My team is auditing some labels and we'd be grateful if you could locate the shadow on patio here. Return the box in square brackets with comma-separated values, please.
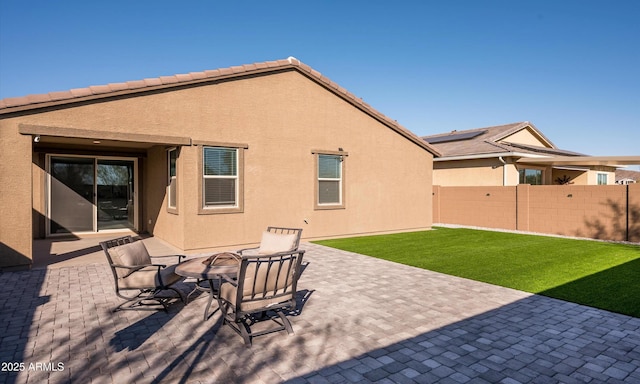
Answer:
[1, 243, 639, 383]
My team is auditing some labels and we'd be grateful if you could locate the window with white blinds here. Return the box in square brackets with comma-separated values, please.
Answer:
[318, 154, 342, 206]
[203, 147, 238, 207]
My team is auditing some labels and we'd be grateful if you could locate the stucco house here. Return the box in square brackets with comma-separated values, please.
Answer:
[423, 121, 638, 187]
[0, 57, 440, 269]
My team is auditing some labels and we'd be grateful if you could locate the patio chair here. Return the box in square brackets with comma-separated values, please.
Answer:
[217, 249, 305, 346]
[237, 227, 303, 256]
[99, 235, 185, 312]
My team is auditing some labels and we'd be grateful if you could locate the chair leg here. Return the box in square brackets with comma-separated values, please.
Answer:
[168, 287, 186, 303]
[239, 320, 252, 346]
[114, 288, 181, 312]
[276, 310, 294, 335]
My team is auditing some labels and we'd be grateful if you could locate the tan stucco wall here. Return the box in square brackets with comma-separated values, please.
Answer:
[0, 117, 33, 267]
[434, 158, 505, 186]
[434, 159, 525, 186]
[167, 71, 434, 250]
[500, 127, 549, 147]
[586, 169, 616, 185]
[551, 168, 588, 185]
[1, 69, 434, 260]
[437, 159, 614, 187]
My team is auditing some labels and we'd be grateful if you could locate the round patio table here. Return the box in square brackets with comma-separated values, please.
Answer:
[175, 255, 239, 320]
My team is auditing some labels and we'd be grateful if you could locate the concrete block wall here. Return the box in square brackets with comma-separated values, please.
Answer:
[434, 184, 639, 242]
[433, 185, 517, 231]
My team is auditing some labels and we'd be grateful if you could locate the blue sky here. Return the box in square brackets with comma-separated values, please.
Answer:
[1, 0, 638, 166]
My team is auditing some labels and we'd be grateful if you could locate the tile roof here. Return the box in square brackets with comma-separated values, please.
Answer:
[422, 121, 582, 158]
[615, 169, 640, 182]
[0, 57, 439, 156]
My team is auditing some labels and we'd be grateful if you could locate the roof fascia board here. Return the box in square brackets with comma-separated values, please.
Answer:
[19, 123, 192, 146]
[518, 155, 640, 166]
[434, 152, 549, 162]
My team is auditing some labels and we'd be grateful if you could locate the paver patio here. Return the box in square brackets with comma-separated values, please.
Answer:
[1, 240, 639, 383]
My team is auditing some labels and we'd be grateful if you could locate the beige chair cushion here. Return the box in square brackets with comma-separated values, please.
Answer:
[220, 283, 294, 312]
[118, 264, 182, 290]
[108, 241, 152, 278]
[257, 231, 298, 254]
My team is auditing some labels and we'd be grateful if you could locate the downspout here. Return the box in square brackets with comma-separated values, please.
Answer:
[498, 156, 507, 186]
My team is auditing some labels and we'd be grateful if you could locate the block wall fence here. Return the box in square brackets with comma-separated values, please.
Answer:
[432, 184, 640, 242]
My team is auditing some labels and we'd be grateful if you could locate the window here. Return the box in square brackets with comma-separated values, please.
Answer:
[203, 147, 238, 208]
[597, 173, 608, 185]
[167, 148, 177, 210]
[196, 142, 246, 215]
[314, 151, 346, 209]
[519, 168, 543, 185]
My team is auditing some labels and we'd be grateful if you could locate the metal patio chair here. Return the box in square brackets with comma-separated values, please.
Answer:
[217, 249, 305, 346]
[99, 235, 185, 312]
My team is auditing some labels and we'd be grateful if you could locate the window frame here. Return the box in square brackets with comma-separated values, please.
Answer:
[597, 173, 608, 185]
[196, 142, 247, 215]
[518, 167, 544, 185]
[313, 150, 347, 210]
[167, 147, 178, 213]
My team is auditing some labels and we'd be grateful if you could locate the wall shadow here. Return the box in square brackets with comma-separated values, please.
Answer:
[0, 257, 48, 384]
[540, 257, 640, 318]
[281, 295, 640, 383]
[4, 245, 639, 383]
[0, 242, 33, 270]
[582, 198, 640, 243]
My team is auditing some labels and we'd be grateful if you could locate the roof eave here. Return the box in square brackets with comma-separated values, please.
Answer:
[434, 152, 549, 162]
[516, 156, 640, 167]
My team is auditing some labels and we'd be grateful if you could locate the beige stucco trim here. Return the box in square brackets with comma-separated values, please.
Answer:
[196, 144, 245, 215]
[19, 123, 192, 146]
[311, 149, 349, 157]
[192, 140, 249, 149]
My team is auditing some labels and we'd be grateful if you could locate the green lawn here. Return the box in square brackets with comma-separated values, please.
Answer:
[313, 227, 640, 318]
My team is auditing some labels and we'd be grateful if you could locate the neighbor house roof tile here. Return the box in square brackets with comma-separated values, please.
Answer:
[423, 121, 581, 158]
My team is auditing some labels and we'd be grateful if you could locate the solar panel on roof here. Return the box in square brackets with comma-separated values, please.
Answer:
[425, 130, 487, 144]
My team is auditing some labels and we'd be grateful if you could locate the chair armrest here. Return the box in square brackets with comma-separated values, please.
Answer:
[236, 247, 259, 255]
[111, 263, 143, 270]
[112, 263, 166, 269]
[111, 263, 164, 279]
[242, 249, 304, 258]
[150, 254, 186, 263]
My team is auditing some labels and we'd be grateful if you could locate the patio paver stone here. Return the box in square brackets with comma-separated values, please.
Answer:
[0, 242, 639, 383]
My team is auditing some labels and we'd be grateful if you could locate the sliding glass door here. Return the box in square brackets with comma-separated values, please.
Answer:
[50, 157, 95, 233]
[48, 156, 137, 235]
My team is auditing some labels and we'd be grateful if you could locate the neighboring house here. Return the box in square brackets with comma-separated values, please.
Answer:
[423, 121, 639, 186]
[0, 57, 440, 269]
[616, 169, 640, 184]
